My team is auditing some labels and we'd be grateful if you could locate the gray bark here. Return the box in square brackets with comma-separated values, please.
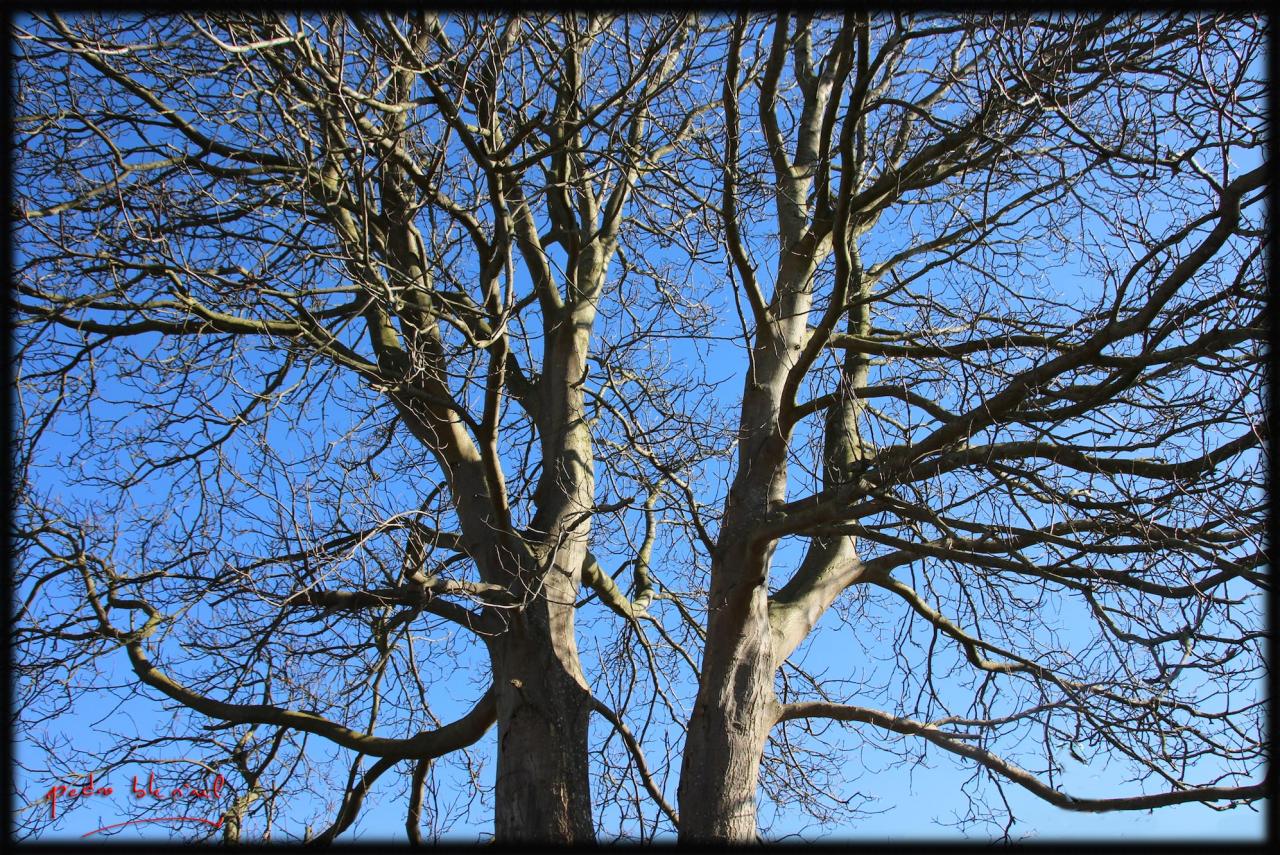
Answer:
[490, 592, 595, 842]
[677, 332, 797, 842]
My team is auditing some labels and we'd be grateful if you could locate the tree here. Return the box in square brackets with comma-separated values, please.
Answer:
[12, 11, 1268, 844]
[674, 13, 1270, 839]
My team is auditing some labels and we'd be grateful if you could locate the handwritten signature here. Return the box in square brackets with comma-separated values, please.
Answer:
[44, 770, 226, 838]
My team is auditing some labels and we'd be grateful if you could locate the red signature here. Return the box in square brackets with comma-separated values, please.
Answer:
[45, 770, 226, 838]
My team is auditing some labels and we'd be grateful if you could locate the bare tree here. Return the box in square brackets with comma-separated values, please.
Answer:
[13, 11, 721, 842]
[12, 10, 1268, 844]
[675, 11, 1269, 841]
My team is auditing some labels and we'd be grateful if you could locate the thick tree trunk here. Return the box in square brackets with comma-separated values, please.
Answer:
[490, 593, 594, 843]
[483, 276, 602, 842]
[678, 325, 800, 842]
[677, 549, 778, 842]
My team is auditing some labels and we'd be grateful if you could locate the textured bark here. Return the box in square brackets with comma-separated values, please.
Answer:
[677, 569, 777, 841]
[487, 283, 602, 843]
[677, 331, 795, 842]
[490, 597, 594, 843]
[486, 444, 597, 844]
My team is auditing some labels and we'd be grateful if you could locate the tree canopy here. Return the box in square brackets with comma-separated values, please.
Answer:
[12, 11, 1268, 843]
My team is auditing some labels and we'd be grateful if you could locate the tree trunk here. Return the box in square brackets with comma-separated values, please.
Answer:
[677, 549, 778, 842]
[675, 330, 796, 843]
[489, 570, 595, 843]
